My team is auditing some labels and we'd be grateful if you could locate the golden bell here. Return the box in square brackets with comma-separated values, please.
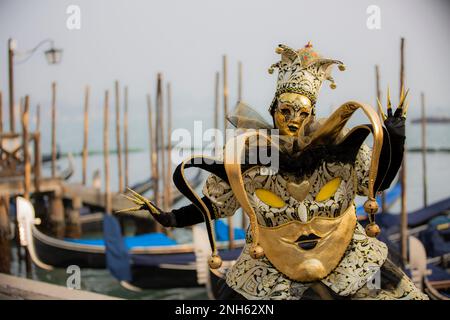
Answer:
[338, 64, 346, 71]
[365, 223, 381, 237]
[330, 83, 337, 89]
[364, 199, 379, 214]
[249, 245, 264, 259]
[208, 255, 223, 269]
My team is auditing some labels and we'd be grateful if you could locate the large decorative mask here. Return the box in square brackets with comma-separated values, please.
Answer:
[258, 205, 356, 282]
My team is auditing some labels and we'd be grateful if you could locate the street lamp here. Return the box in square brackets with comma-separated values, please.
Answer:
[7, 38, 63, 132]
[44, 47, 63, 65]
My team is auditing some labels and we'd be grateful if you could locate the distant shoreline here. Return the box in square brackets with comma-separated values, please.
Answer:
[57, 146, 450, 158]
[411, 117, 450, 124]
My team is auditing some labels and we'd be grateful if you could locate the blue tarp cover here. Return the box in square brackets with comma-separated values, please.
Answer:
[67, 220, 245, 248]
[103, 214, 132, 281]
[214, 219, 246, 241]
[66, 232, 177, 249]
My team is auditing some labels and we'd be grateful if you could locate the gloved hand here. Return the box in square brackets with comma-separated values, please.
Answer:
[375, 86, 409, 191]
[379, 86, 409, 139]
[116, 188, 177, 227]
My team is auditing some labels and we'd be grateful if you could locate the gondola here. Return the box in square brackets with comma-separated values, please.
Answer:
[360, 198, 450, 300]
[16, 197, 246, 289]
[407, 236, 450, 300]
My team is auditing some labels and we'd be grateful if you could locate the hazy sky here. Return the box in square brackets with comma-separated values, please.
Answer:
[0, 0, 449, 153]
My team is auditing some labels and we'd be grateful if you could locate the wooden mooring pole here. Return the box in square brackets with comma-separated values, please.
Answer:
[214, 72, 220, 154]
[0, 195, 11, 274]
[399, 37, 408, 264]
[375, 65, 386, 212]
[115, 81, 124, 193]
[159, 75, 166, 210]
[82, 86, 90, 186]
[36, 104, 40, 132]
[22, 96, 31, 200]
[51, 82, 57, 178]
[147, 94, 158, 200]
[156, 74, 165, 210]
[421, 92, 428, 207]
[49, 192, 65, 238]
[34, 104, 42, 192]
[47, 85, 66, 237]
[138, 93, 159, 235]
[124, 86, 129, 190]
[165, 83, 173, 209]
[65, 196, 82, 239]
[104, 90, 112, 214]
[223, 55, 234, 249]
[22, 95, 32, 274]
[8, 38, 15, 133]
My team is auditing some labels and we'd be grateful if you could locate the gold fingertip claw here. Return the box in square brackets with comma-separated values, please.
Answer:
[121, 193, 144, 205]
[377, 97, 387, 121]
[115, 205, 142, 214]
[126, 187, 159, 214]
[399, 88, 410, 109]
[402, 100, 410, 117]
[127, 187, 148, 203]
[387, 86, 392, 112]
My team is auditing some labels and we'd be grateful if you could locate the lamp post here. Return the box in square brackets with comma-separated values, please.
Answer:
[7, 38, 63, 132]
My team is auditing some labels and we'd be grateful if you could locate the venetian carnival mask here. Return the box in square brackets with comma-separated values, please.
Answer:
[273, 93, 313, 137]
[258, 205, 356, 282]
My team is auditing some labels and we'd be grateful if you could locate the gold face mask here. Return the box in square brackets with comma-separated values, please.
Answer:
[274, 93, 312, 136]
[258, 205, 356, 282]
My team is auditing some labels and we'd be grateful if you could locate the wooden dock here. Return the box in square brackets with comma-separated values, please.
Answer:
[62, 182, 130, 212]
[0, 273, 121, 300]
[0, 176, 63, 195]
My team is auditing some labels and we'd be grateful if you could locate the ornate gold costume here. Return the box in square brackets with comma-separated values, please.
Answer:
[120, 41, 427, 300]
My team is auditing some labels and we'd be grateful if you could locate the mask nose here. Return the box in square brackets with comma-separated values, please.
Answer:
[287, 180, 311, 202]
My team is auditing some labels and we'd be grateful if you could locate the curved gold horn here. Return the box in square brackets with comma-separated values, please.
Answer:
[224, 130, 276, 259]
[310, 101, 384, 237]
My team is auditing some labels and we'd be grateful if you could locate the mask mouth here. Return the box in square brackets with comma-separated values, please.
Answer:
[287, 124, 300, 133]
[295, 233, 321, 250]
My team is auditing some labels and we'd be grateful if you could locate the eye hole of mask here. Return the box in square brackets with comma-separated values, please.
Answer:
[315, 177, 342, 202]
[255, 189, 286, 208]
